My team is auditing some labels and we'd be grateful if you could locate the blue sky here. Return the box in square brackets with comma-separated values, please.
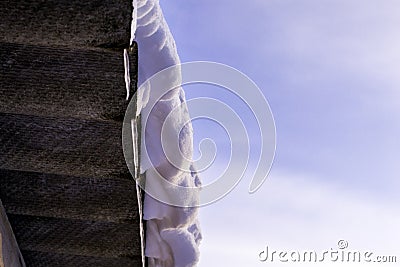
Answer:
[161, 1, 400, 266]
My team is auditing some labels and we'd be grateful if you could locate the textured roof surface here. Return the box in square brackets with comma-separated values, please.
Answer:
[0, 1, 142, 266]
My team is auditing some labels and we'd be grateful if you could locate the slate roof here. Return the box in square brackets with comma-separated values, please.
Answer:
[0, 1, 143, 266]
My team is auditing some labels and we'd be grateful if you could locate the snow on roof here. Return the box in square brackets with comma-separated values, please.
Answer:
[133, 0, 202, 266]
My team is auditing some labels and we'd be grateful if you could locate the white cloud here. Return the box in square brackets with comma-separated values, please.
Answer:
[198, 170, 400, 266]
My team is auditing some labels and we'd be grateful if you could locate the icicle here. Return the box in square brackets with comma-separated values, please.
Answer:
[123, 48, 131, 101]
[124, 1, 138, 101]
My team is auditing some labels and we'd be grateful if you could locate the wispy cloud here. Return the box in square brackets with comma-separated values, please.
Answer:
[199, 170, 400, 266]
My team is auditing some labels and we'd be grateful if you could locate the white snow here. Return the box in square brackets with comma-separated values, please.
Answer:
[132, 0, 202, 266]
[130, 0, 138, 45]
